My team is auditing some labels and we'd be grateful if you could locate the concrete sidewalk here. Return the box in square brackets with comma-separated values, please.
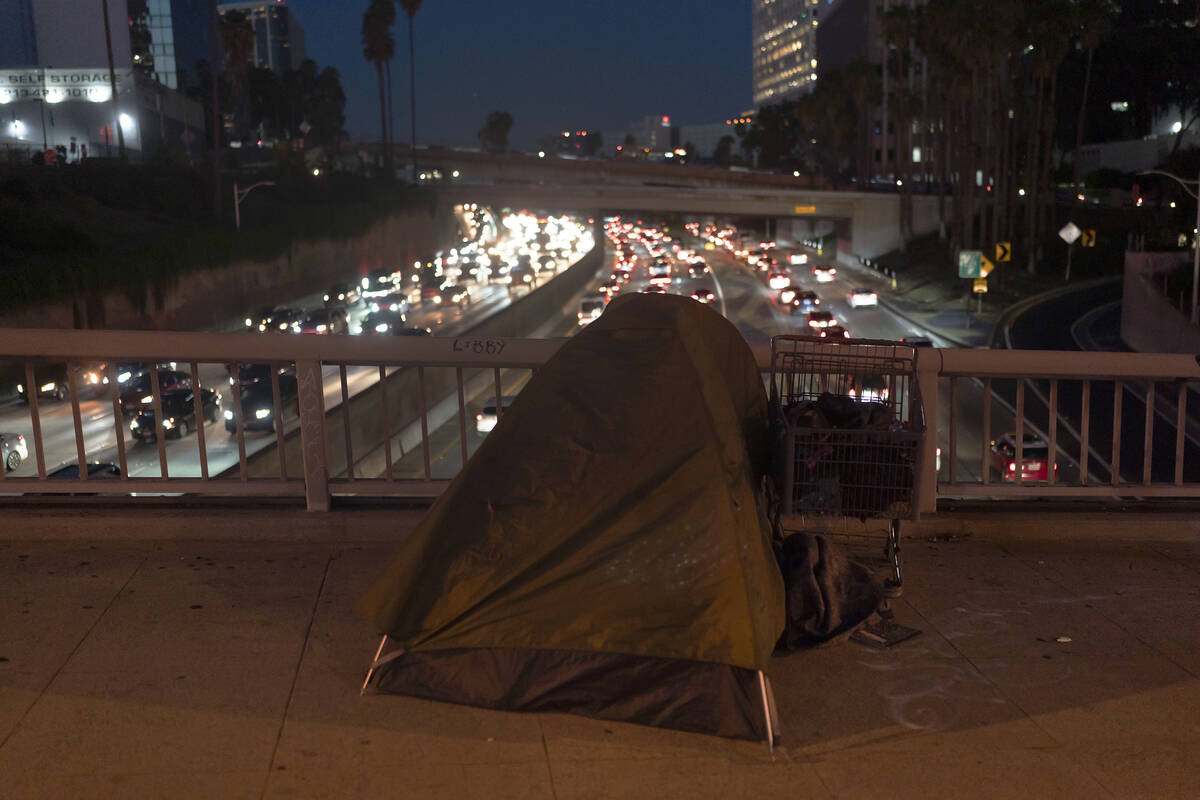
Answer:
[1, 506, 1197, 798]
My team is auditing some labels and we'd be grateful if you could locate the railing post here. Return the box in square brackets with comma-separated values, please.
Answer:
[295, 359, 329, 512]
[914, 350, 940, 516]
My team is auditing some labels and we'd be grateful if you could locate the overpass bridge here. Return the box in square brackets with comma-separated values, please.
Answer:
[382, 146, 944, 258]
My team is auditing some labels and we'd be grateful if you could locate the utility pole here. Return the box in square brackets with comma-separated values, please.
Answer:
[101, 0, 126, 161]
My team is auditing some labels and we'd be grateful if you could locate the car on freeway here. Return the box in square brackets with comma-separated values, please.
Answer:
[804, 310, 837, 329]
[258, 307, 306, 333]
[598, 280, 621, 297]
[848, 288, 879, 308]
[641, 285, 667, 294]
[648, 273, 672, 288]
[848, 374, 889, 403]
[224, 381, 298, 434]
[298, 308, 349, 335]
[363, 310, 410, 335]
[118, 368, 193, 415]
[990, 433, 1054, 481]
[367, 290, 410, 315]
[47, 462, 122, 480]
[323, 282, 359, 307]
[788, 253, 809, 266]
[813, 265, 838, 283]
[16, 364, 71, 402]
[578, 295, 605, 326]
[2, 432, 29, 472]
[438, 285, 470, 307]
[476, 395, 516, 434]
[687, 260, 710, 277]
[230, 363, 297, 391]
[820, 325, 850, 339]
[768, 271, 791, 290]
[418, 285, 443, 305]
[362, 269, 398, 294]
[130, 387, 221, 443]
[690, 288, 715, 304]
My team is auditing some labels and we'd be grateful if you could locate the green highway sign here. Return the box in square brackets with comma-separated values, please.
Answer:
[958, 250, 983, 279]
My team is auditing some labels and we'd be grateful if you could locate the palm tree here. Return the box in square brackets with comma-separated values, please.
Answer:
[362, 0, 395, 176]
[397, 0, 423, 179]
[1071, 0, 1117, 194]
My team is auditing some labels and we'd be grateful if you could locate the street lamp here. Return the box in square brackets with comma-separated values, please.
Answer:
[1140, 169, 1200, 324]
[233, 181, 276, 230]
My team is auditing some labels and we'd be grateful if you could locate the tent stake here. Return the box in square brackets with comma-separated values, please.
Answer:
[361, 635, 389, 695]
[757, 670, 775, 752]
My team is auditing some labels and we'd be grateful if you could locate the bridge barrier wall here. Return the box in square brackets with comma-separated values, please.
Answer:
[231, 230, 605, 482]
[1120, 251, 1200, 353]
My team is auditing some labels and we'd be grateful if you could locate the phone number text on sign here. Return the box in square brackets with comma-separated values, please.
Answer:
[452, 339, 506, 356]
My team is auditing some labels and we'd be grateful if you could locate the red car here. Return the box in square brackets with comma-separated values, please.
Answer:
[990, 433, 1054, 481]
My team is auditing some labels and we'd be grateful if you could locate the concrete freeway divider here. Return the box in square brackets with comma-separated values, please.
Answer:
[226, 227, 604, 486]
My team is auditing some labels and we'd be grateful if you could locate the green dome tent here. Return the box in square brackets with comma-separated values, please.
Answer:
[358, 293, 786, 743]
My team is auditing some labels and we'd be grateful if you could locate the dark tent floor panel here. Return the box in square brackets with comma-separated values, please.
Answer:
[367, 646, 771, 742]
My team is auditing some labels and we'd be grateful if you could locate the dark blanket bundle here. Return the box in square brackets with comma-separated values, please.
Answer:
[774, 531, 882, 650]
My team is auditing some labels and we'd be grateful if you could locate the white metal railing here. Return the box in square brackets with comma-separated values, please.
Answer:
[3, 329, 1200, 512]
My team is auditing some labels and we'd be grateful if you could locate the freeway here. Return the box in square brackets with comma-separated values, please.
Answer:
[0, 210, 594, 485]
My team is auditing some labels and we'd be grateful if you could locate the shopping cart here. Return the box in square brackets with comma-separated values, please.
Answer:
[768, 335, 925, 594]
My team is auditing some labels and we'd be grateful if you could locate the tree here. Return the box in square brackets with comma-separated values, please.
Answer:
[1070, 0, 1118, 192]
[397, 0, 423, 177]
[218, 9, 254, 142]
[478, 111, 513, 153]
[713, 134, 734, 166]
[362, 0, 395, 176]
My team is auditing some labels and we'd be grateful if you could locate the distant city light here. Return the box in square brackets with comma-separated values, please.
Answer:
[538, 151, 545, 158]
[1172, 121, 1183, 134]
[1018, 188, 1026, 196]
[793, 170, 800, 177]
[312, 168, 320, 176]
[1171, 202, 1178, 208]
[452, 170, 460, 177]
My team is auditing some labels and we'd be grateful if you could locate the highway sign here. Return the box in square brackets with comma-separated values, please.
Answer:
[973, 278, 988, 293]
[995, 241, 1011, 262]
[1059, 222, 1082, 244]
[958, 250, 982, 278]
[980, 255, 995, 276]
[1081, 229, 1096, 247]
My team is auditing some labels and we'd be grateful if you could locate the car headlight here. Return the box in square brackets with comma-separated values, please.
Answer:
[245, 318, 253, 327]
[316, 324, 327, 333]
[86, 372, 100, 384]
[162, 418, 174, 429]
[40, 382, 56, 393]
[323, 294, 330, 301]
[117, 371, 132, 384]
[16, 384, 23, 393]
[141, 395, 153, 404]
[223, 409, 233, 421]
[129, 418, 139, 429]
[375, 323, 390, 333]
[253, 407, 273, 420]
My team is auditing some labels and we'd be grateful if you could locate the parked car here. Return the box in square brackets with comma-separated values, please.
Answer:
[476, 395, 516, 433]
[848, 288, 879, 308]
[2, 432, 29, 472]
[298, 308, 348, 335]
[118, 369, 193, 415]
[224, 381, 298, 434]
[130, 388, 221, 443]
[990, 433, 1054, 481]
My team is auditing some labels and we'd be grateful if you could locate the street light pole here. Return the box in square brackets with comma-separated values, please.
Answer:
[1139, 169, 1200, 325]
[233, 180, 276, 230]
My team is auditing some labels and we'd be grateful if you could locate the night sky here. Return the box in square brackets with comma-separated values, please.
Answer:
[289, 0, 752, 149]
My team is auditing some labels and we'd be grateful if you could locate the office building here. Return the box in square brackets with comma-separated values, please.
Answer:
[219, 0, 306, 74]
[752, 0, 822, 106]
[0, 0, 205, 161]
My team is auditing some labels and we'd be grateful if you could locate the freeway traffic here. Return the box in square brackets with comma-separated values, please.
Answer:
[0, 208, 596, 485]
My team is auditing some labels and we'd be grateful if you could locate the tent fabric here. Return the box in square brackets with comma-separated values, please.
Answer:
[358, 293, 786, 739]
